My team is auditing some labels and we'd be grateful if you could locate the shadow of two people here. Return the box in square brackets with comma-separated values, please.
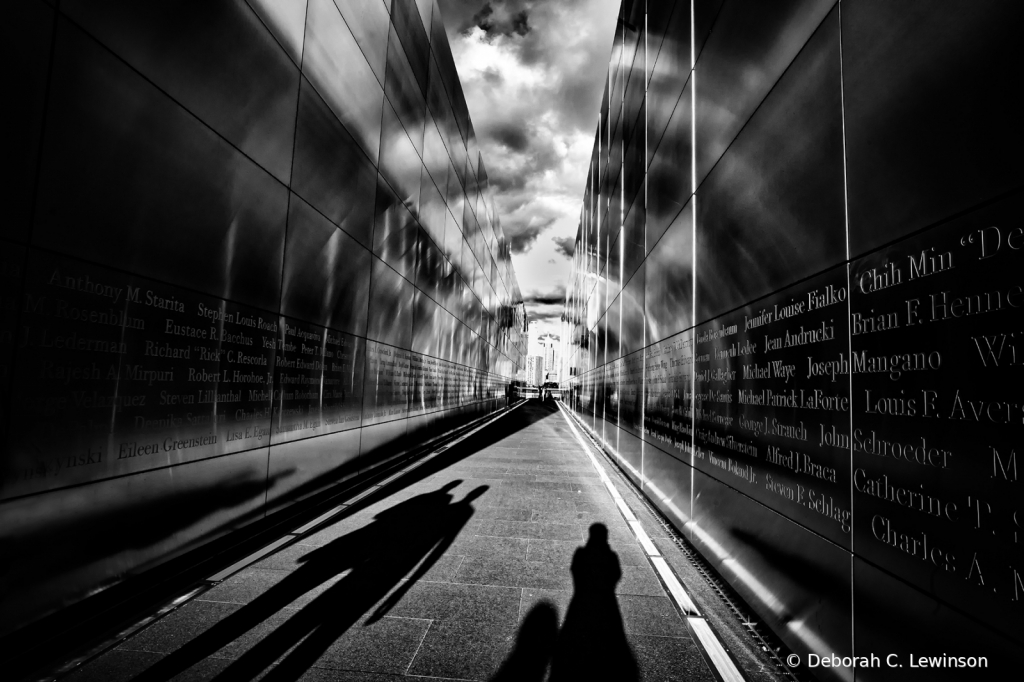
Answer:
[130, 480, 487, 682]
[493, 524, 639, 682]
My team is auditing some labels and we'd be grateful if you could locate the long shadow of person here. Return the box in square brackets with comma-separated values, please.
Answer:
[490, 601, 559, 682]
[548, 524, 638, 682]
[131, 481, 487, 682]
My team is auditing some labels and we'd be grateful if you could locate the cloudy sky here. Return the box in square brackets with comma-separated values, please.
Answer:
[436, 0, 619, 347]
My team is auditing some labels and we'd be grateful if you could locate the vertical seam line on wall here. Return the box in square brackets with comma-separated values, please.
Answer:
[618, 24, 625, 455]
[358, 13, 396, 449]
[689, 0, 697, 541]
[640, 3, 648, 492]
[265, 0, 314, 510]
[836, 0, 856, 659]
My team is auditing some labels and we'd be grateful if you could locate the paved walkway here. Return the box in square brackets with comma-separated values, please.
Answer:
[65, 401, 722, 682]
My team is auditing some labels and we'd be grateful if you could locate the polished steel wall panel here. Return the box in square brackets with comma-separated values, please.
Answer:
[246, 0, 307, 65]
[0, 446, 269, 635]
[842, 0, 1024, 257]
[640, 446, 692, 531]
[695, 8, 845, 322]
[642, 329, 694, 465]
[645, 77, 692, 251]
[607, 295, 621, 363]
[4, 0, 524, 637]
[64, 0, 299, 184]
[271, 317, 330, 445]
[379, 101, 424, 212]
[0, 247, 23, 462]
[332, 0, 390, 85]
[564, 0, 1021, 669]
[281, 196, 372, 336]
[692, 469, 852, 681]
[302, 0, 384, 163]
[618, 348, 645, 440]
[4, 252, 278, 500]
[693, 0, 835, 187]
[361, 340, 410, 427]
[612, 425, 644, 490]
[411, 290, 441, 358]
[414, 232, 445, 304]
[385, 22, 427, 155]
[426, 57, 455, 153]
[2, 1, 54, 245]
[692, 0, 724, 62]
[265, 428, 362, 513]
[421, 117, 451, 201]
[365, 258, 415, 349]
[852, 558, 1024, 682]
[357, 418, 410, 468]
[373, 174, 420, 280]
[645, 0, 681, 87]
[849, 194, 1023, 644]
[618, 268, 645, 365]
[622, 122, 645, 231]
[693, 267, 852, 546]
[292, 79, 377, 249]
[622, 65, 646, 165]
[645, 199, 694, 344]
[35, 20, 289, 311]
[392, 0, 430, 92]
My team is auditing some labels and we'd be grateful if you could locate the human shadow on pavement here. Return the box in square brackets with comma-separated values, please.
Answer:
[492, 524, 639, 682]
[491, 602, 559, 682]
[130, 481, 488, 682]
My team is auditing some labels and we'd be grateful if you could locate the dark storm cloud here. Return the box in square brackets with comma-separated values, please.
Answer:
[553, 235, 575, 259]
[524, 283, 567, 323]
[492, 121, 530, 152]
[472, 3, 531, 37]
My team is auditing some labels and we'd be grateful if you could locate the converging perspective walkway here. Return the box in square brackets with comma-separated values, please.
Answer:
[59, 402, 777, 682]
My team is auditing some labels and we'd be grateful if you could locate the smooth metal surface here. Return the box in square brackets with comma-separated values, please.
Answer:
[2, 0, 525, 639]
[562, 0, 1024, 676]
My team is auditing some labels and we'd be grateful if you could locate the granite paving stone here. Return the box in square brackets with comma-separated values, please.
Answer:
[315, 617, 431, 675]
[383, 582, 521, 625]
[120, 600, 302, 660]
[455, 556, 574, 590]
[473, 519, 584, 541]
[617, 595, 689, 637]
[406, 620, 516, 680]
[448, 534, 530, 557]
[616, 564, 668, 597]
[631, 633, 718, 682]
[68, 402, 721, 682]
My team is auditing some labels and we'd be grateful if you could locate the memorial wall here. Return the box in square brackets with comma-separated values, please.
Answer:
[562, 1, 1022, 679]
[0, 0, 525, 635]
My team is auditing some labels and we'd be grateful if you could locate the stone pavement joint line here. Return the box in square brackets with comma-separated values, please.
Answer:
[62, 401, 721, 682]
[556, 401, 747, 682]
